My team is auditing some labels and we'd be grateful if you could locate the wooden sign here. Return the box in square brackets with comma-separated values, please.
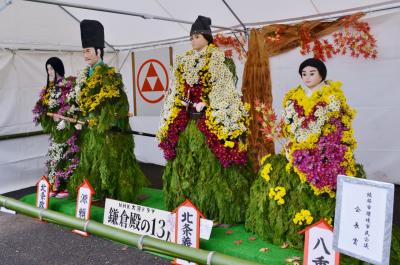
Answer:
[72, 179, 94, 237]
[36, 176, 50, 209]
[300, 219, 340, 265]
[173, 199, 205, 265]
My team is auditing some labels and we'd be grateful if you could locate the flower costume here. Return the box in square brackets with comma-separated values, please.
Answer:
[157, 16, 252, 223]
[33, 57, 79, 194]
[68, 20, 147, 202]
[283, 80, 357, 197]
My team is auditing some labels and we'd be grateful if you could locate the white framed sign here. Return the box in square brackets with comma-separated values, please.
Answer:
[333, 175, 394, 265]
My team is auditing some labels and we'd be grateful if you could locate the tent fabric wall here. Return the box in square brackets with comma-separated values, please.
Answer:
[0, 135, 47, 194]
[1, 6, 399, 193]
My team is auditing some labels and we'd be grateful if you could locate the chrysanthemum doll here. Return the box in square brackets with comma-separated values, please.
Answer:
[157, 15, 253, 224]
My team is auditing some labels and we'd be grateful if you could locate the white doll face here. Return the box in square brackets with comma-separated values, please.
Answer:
[83, 47, 100, 66]
[301, 66, 323, 89]
[47, 64, 55, 81]
[191, 34, 208, 51]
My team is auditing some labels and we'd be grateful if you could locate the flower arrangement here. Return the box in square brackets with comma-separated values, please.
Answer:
[157, 44, 250, 167]
[213, 33, 247, 60]
[283, 81, 357, 197]
[254, 99, 285, 145]
[259, 153, 271, 166]
[32, 84, 51, 125]
[47, 133, 80, 190]
[77, 65, 122, 115]
[260, 163, 273, 182]
[293, 209, 314, 225]
[300, 18, 378, 61]
[33, 75, 81, 191]
[268, 186, 286, 205]
[33, 76, 79, 129]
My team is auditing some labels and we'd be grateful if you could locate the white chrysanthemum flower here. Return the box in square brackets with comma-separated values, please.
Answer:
[157, 46, 249, 141]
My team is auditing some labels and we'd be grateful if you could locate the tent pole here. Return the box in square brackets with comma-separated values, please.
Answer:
[22, 0, 245, 33]
[117, 49, 133, 72]
[221, 0, 247, 36]
[221, 0, 248, 54]
[308, 0, 321, 14]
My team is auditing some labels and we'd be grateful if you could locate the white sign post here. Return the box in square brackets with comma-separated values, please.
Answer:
[333, 175, 394, 265]
[300, 219, 340, 265]
[173, 199, 204, 265]
[36, 175, 50, 210]
[72, 179, 94, 237]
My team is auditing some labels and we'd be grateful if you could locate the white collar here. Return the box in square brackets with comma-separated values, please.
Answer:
[305, 81, 325, 97]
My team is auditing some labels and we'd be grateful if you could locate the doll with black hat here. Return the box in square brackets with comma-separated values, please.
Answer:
[32, 57, 79, 198]
[157, 15, 252, 224]
[67, 20, 147, 202]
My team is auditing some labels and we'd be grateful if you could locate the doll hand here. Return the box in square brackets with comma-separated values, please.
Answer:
[195, 102, 205, 112]
[74, 123, 82, 130]
[284, 141, 292, 161]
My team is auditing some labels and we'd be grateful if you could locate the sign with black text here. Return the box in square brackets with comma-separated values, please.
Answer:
[173, 200, 204, 265]
[333, 175, 394, 265]
[36, 175, 50, 209]
[72, 179, 94, 237]
[300, 219, 339, 265]
[103, 198, 173, 241]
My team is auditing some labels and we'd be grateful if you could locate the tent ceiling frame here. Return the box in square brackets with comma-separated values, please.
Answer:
[22, 0, 246, 33]
[58, 6, 116, 51]
[13, 0, 400, 51]
[309, 0, 321, 14]
[0, 0, 12, 13]
[221, 0, 248, 54]
[0, 47, 118, 53]
[242, 0, 400, 27]
[117, 1, 400, 51]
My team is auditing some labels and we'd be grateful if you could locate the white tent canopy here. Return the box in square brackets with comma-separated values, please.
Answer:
[1, 0, 400, 193]
[1, 0, 399, 50]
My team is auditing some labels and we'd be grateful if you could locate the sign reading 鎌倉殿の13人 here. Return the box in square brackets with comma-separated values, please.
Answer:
[103, 198, 174, 241]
